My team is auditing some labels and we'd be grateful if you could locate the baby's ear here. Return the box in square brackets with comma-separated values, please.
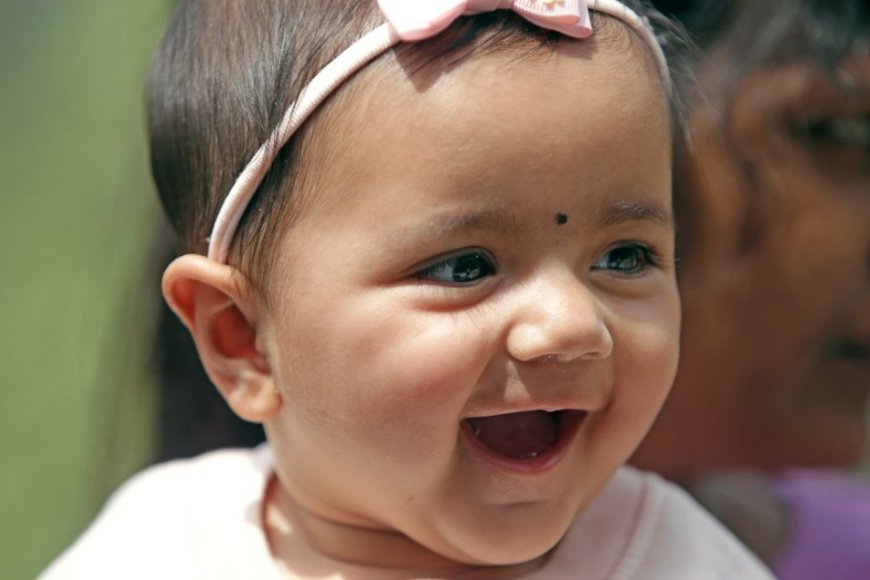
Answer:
[162, 254, 281, 423]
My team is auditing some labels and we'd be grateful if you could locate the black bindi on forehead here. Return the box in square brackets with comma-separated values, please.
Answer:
[555, 212, 569, 226]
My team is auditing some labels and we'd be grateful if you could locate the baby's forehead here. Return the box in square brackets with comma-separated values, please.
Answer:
[313, 22, 666, 153]
[280, 42, 672, 234]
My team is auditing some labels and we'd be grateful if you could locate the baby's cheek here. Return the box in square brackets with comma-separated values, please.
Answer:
[597, 306, 680, 434]
[611, 290, 681, 383]
[621, 329, 679, 427]
[583, 339, 677, 481]
[334, 313, 489, 452]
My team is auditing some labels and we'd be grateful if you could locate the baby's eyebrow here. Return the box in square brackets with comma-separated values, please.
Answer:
[388, 209, 531, 243]
[593, 200, 673, 229]
[427, 209, 530, 236]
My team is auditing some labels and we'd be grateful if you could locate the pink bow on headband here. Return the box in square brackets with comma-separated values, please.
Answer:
[378, 0, 593, 41]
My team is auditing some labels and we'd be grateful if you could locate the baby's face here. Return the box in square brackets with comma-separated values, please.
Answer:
[259, 39, 677, 567]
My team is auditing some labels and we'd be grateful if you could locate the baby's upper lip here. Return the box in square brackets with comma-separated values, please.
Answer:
[465, 368, 611, 419]
[463, 401, 599, 419]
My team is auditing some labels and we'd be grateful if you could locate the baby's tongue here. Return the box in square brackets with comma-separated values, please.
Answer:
[467, 411, 558, 459]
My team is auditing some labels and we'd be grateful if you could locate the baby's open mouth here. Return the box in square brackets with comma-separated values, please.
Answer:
[463, 410, 586, 461]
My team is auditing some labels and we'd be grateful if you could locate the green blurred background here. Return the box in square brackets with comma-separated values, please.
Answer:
[1, 1, 170, 577]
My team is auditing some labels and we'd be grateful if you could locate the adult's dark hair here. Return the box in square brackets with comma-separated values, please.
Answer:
[655, 0, 867, 62]
[652, 0, 869, 260]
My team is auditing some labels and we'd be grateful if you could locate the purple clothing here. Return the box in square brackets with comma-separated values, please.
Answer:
[772, 470, 870, 580]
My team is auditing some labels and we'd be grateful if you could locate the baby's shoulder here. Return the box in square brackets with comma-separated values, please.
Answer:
[69, 445, 270, 536]
[39, 446, 277, 580]
[548, 467, 774, 579]
[106, 444, 272, 509]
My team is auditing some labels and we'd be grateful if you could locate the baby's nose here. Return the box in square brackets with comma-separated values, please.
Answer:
[505, 271, 613, 364]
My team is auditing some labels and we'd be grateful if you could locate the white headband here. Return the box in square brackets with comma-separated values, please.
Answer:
[207, 0, 670, 263]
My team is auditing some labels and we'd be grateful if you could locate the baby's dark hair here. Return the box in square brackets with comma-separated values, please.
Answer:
[147, 0, 692, 293]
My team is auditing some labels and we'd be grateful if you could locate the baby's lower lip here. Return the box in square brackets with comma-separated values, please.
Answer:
[461, 410, 587, 474]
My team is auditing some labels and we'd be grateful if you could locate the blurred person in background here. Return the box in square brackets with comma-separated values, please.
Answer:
[635, 0, 870, 577]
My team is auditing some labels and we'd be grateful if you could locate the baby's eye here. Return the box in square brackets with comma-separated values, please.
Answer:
[414, 250, 497, 285]
[592, 244, 655, 275]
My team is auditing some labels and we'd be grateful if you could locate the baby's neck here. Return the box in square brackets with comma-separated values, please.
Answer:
[263, 475, 549, 579]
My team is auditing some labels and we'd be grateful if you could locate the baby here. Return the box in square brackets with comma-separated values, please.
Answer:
[42, 0, 773, 578]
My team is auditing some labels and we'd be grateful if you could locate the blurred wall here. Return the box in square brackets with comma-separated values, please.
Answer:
[0, 1, 169, 577]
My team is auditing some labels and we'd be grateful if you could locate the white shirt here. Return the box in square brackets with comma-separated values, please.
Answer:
[41, 446, 773, 579]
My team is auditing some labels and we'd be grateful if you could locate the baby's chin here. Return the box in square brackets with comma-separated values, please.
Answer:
[418, 504, 577, 569]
